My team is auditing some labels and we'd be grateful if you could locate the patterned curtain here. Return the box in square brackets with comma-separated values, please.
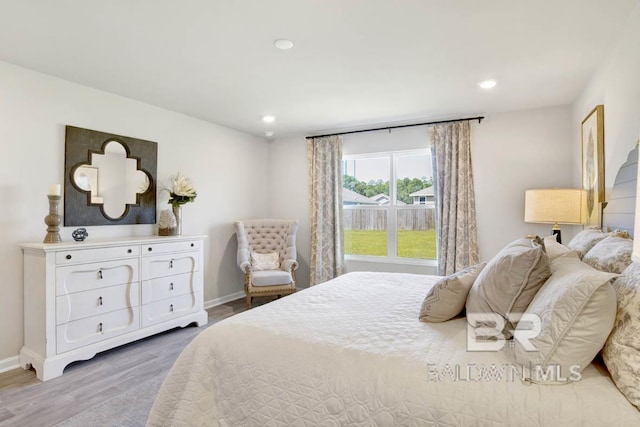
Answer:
[307, 135, 344, 285]
[430, 121, 479, 275]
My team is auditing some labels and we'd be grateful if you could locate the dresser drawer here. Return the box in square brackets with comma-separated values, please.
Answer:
[56, 259, 138, 296]
[141, 292, 202, 328]
[57, 307, 140, 354]
[142, 240, 200, 255]
[141, 273, 195, 305]
[141, 252, 198, 280]
[56, 246, 139, 265]
[57, 283, 140, 325]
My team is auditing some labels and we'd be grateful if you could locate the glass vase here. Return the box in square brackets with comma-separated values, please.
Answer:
[172, 205, 182, 235]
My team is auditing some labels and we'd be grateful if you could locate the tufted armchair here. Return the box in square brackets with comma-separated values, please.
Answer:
[234, 219, 299, 308]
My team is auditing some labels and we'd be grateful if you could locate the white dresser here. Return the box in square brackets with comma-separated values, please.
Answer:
[20, 235, 208, 381]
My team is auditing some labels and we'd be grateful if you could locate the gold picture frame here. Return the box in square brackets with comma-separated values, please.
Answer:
[581, 105, 604, 227]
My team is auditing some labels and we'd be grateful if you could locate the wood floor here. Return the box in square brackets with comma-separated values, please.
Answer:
[0, 297, 263, 427]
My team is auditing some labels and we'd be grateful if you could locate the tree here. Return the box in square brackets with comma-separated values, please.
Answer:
[344, 174, 433, 204]
[343, 174, 359, 191]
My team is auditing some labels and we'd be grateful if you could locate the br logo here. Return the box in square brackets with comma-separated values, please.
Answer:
[466, 313, 541, 352]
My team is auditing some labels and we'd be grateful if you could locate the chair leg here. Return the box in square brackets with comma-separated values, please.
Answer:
[246, 296, 252, 309]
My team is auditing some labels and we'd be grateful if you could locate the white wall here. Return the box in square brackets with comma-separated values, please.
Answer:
[267, 136, 312, 287]
[571, 6, 640, 201]
[0, 61, 269, 362]
[474, 105, 576, 260]
[268, 105, 575, 285]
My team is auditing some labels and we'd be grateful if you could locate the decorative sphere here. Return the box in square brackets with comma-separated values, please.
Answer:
[72, 228, 89, 242]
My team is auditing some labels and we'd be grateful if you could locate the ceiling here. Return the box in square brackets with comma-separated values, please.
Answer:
[0, 0, 638, 138]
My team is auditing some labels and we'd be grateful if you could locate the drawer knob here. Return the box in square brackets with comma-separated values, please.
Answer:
[98, 296, 103, 306]
[127, 249, 132, 254]
[169, 283, 174, 291]
[170, 304, 174, 312]
[169, 259, 174, 269]
[98, 270, 103, 279]
[98, 322, 103, 333]
[148, 247, 153, 252]
[66, 254, 72, 260]
[190, 243, 194, 247]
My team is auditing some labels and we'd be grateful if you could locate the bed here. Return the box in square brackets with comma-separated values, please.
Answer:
[148, 146, 640, 426]
[147, 271, 640, 426]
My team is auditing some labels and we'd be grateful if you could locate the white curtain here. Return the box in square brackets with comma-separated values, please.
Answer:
[307, 135, 344, 285]
[430, 121, 479, 275]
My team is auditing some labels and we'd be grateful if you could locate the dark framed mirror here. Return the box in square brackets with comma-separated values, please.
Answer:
[64, 126, 157, 226]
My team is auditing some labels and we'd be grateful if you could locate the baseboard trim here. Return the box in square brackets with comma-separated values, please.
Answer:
[0, 355, 20, 374]
[204, 291, 245, 310]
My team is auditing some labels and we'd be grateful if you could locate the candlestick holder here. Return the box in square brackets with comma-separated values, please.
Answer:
[44, 195, 62, 243]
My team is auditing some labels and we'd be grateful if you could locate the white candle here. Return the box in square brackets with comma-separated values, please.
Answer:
[48, 184, 61, 196]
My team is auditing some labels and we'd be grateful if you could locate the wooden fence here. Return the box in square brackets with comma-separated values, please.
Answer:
[344, 208, 436, 231]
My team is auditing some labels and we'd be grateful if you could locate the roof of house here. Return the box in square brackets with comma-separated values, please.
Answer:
[371, 193, 389, 202]
[343, 188, 378, 205]
[409, 187, 435, 197]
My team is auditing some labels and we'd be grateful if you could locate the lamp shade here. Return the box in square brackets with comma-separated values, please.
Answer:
[524, 189, 586, 224]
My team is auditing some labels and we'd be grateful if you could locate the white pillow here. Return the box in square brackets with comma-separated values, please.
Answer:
[582, 235, 633, 274]
[602, 262, 640, 409]
[566, 228, 607, 259]
[543, 235, 572, 260]
[250, 252, 280, 271]
[514, 252, 618, 384]
[419, 263, 486, 323]
[466, 237, 550, 335]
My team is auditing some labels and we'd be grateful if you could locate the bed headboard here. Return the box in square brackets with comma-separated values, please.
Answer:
[602, 144, 638, 237]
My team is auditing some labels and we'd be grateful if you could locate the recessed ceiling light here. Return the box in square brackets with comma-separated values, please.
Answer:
[262, 115, 276, 123]
[478, 79, 497, 89]
[274, 39, 294, 50]
[265, 131, 274, 138]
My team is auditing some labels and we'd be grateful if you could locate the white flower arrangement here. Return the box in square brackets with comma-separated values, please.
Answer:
[163, 172, 197, 207]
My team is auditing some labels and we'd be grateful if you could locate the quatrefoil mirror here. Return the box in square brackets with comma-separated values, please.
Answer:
[64, 126, 157, 226]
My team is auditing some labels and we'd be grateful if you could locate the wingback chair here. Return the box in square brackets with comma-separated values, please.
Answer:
[234, 219, 299, 309]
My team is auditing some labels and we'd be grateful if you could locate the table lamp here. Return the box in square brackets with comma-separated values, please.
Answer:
[524, 188, 586, 244]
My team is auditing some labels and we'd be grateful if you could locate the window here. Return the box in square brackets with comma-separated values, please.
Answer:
[343, 149, 436, 261]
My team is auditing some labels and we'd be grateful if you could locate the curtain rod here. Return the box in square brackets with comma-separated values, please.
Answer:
[305, 116, 484, 139]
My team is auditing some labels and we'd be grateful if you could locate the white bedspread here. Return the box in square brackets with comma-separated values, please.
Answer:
[147, 272, 640, 426]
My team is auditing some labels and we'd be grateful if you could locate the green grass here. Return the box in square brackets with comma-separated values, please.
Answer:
[344, 229, 437, 259]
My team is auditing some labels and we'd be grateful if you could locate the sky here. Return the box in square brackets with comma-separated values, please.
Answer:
[344, 153, 432, 183]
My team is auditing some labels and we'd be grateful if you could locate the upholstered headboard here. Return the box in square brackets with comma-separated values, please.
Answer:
[602, 144, 638, 237]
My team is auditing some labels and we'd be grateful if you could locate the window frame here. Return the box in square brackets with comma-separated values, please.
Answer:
[343, 148, 437, 266]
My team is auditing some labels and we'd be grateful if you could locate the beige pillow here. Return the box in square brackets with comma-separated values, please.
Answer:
[250, 252, 279, 271]
[419, 263, 486, 323]
[609, 229, 631, 239]
[543, 235, 572, 260]
[602, 262, 640, 409]
[514, 252, 617, 384]
[567, 228, 607, 259]
[466, 237, 551, 333]
[582, 235, 633, 274]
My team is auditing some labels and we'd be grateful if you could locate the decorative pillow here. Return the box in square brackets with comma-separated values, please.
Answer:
[514, 252, 617, 384]
[466, 236, 551, 333]
[602, 262, 640, 409]
[582, 235, 633, 274]
[609, 229, 631, 239]
[250, 252, 280, 271]
[419, 263, 486, 323]
[543, 235, 572, 260]
[567, 228, 607, 259]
